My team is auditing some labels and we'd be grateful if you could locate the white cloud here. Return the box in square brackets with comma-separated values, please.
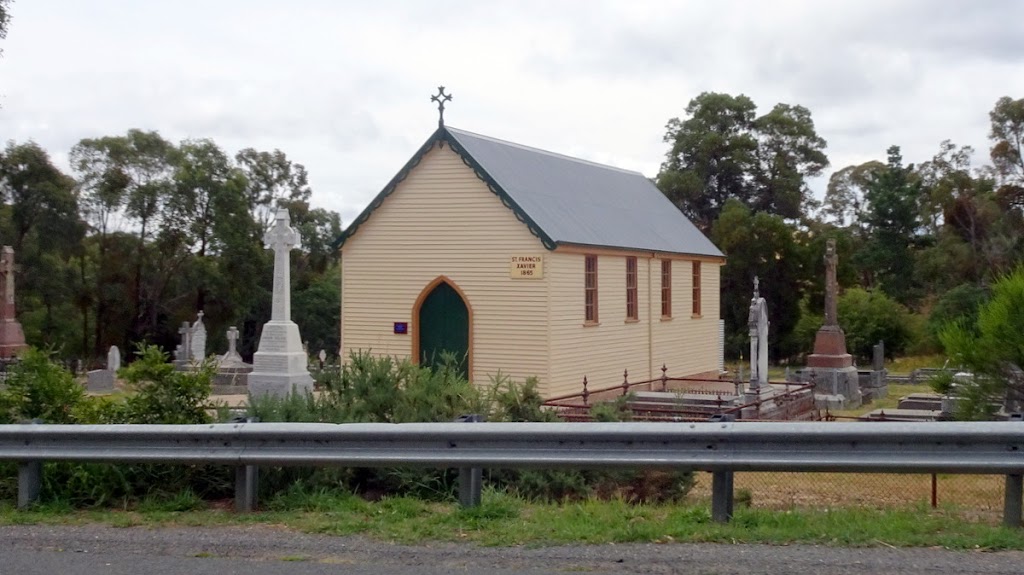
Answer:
[2, 0, 1023, 227]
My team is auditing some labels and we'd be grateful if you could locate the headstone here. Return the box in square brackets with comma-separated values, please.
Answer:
[318, 349, 326, 369]
[0, 246, 28, 358]
[190, 311, 207, 361]
[222, 326, 244, 364]
[87, 369, 115, 392]
[247, 208, 314, 397]
[172, 321, 190, 370]
[747, 276, 769, 391]
[107, 345, 121, 373]
[215, 325, 253, 391]
[872, 341, 885, 372]
[804, 239, 861, 409]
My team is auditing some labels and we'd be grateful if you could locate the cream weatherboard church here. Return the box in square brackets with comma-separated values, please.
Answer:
[336, 113, 725, 398]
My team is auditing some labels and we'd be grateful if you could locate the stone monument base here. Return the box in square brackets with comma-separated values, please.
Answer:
[0, 319, 27, 359]
[793, 366, 862, 410]
[858, 369, 889, 402]
[213, 366, 252, 394]
[740, 385, 778, 419]
[247, 321, 313, 398]
[248, 371, 313, 397]
[807, 325, 853, 369]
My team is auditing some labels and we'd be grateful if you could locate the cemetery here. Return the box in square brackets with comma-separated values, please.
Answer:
[0, 89, 1021, 532]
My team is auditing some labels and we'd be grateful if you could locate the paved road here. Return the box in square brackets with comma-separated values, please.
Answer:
[1, 524, 1023, 575]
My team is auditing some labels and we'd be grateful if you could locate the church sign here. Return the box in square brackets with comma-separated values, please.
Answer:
[509, 255, 544, 279]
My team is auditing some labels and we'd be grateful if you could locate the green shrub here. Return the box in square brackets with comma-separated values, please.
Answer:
[939, 265, 1024, 419]
[120, 344, 213, 424]
[486, 374, 555, 422]
[0, 348, 85, 424]
[793, 289, 913, 362]
[929, 283, 989, 338]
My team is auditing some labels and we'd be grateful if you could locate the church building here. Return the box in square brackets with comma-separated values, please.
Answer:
[336, 107, 725, 398]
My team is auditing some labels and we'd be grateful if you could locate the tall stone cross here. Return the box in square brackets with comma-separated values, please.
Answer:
[824, 239, 838, 327]
[264, 208, 301, 322]
[0, 246, 16, 319]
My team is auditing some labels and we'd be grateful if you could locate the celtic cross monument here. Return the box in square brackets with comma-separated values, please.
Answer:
[247, 208, 313, 397]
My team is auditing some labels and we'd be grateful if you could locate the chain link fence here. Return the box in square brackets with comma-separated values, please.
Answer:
[688, 472, 1006, 521]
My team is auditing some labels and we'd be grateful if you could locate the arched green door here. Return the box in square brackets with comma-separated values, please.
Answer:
[417, 281, 469, 379]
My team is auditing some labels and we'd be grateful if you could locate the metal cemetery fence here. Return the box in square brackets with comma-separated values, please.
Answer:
[542, 369, 819, 421]
[2, 420, 1024, 526]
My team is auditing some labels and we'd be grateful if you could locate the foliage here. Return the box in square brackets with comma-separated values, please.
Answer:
[821, 161, 884, 227]
[927, 283, 989, 339]
[989, 96, 1024, 206]
[938, 265, 1024, 419]
[291, 266, 340, 357]
[0, 0, 9, 58]
[0, 348, 84, 424]
[712, 200, 812, 359]
[657, 92, 828, 231]
[119, 344, 213, 424]
[856, 146, 926, 307]
[794, 288, 912, 362]
[486, 373, 554, 422]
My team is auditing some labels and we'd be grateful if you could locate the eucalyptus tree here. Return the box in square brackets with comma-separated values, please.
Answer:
[0, 141, 86, 351]
[235, 148, 312, 239]
[657, 92, 829, 231]
[989, 96, 1024, 210]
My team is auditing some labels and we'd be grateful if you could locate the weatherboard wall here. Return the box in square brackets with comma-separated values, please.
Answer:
[650, 259, 723, 380]
[546, 252, 723, 397]
[340, 143, 551, 386]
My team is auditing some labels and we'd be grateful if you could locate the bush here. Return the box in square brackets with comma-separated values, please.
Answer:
[120, 344, 213, 424]
[793, 289, 913, 362]
[0, 348, 85, 424]
[928, 283, 989, 338]
[938, 266, 1024, 419]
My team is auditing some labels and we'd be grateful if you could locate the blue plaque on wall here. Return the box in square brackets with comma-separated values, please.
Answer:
[393, 322, 408, 334]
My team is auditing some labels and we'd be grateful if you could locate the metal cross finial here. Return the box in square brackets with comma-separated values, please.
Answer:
[430, 86, 453, 127]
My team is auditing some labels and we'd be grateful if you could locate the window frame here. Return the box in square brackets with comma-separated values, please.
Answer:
[584, 255, 598, 324]
[625, 256, 638, 321]
[661, 259, 672, 318]
[691, 260, 702, 317]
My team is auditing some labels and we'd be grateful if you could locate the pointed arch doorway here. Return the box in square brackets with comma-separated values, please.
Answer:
[412, 276, 471, 380]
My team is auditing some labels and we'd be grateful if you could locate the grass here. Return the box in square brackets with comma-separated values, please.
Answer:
[1, 487, 1023, 550]
[828, 383, 923, 418]
[888, 354, 949, 373]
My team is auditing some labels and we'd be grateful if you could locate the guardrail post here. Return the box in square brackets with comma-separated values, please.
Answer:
[455, 414, 483, 507]
[1004, 474, 1023, 528]
[712, 470, 734, 523]
[708, 414, 735, 523]
[235, 465, 259, 512]
[233, 416, 259, 512]
[17, 419, 43, 510]
[1004, 413, 1024, 527]
[17, 461, 41, 510]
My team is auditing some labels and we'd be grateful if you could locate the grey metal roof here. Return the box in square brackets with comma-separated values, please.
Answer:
[446, 127, 723, 258]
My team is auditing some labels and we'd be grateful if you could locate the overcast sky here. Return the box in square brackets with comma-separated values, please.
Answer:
[2, 0, 1023, 226]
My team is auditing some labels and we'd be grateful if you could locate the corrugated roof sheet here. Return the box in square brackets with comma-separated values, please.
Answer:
[446, 127, 723, 258]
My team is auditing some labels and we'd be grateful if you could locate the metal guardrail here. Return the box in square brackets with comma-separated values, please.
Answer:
[2, 420, 1023, 526]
